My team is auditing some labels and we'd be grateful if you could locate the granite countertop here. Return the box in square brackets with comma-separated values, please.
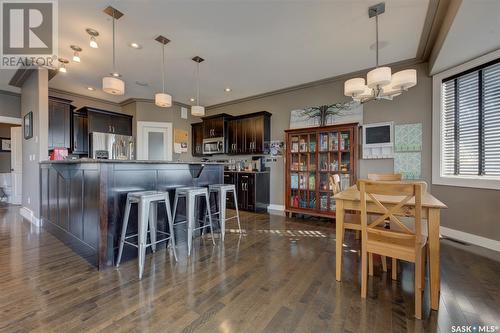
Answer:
[40, 159, 225, 165]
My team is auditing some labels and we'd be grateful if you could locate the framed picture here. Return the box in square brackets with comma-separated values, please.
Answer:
[0, 138, 11, 152]
[24, 112, 33, 140]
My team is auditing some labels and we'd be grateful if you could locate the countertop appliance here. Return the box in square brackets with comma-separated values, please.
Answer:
[90, 132, 135, 160]
[202, 137, 225, 155]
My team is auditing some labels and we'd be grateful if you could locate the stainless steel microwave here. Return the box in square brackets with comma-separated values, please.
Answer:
[202, 137, 225, 155]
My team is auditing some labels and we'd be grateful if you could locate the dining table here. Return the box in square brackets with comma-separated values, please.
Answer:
[334, 184, 447, 311]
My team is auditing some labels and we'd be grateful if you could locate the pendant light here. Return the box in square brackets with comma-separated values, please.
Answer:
[344, 2, 416, 103]
[86, 28, 99, 49]
[102, 6, 125, 96]
[70, 45, 82, 63]
[154, 35, 172, 108]
[191, 56, 205, 117]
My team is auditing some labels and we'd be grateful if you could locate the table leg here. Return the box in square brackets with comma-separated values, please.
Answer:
[336, 200, 344, 282]
[428, 208, 441, 310]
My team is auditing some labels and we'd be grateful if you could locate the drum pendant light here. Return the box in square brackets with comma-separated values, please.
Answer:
[154, 35, 172, 108]
[102, 6, 125, 96]
[191, 56, 205, 117]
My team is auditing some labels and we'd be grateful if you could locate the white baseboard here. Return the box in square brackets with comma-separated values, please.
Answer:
[20, 206, 41, 227]
[440, 226, 500, 253]
[267, 204, 285, 215]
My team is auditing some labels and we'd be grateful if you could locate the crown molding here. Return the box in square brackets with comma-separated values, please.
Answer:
[120, 97, 190, 108]
[48, 88, 122, 107]
[207, 58, 424, 110]
[0, 89, 20, 98]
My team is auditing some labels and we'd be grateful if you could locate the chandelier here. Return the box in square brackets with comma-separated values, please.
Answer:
[344, 2, 417, 103]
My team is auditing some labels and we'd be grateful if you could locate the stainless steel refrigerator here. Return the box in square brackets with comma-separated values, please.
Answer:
[89, 132, 135, 160]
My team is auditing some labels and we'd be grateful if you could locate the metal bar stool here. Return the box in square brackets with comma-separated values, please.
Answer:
[209, 184, 241, 241]
[116, 190, 177, 279]
[172, 187, 215, 256]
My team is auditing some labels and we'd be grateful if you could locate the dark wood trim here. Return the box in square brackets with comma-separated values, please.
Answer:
[49, 95, 73, 104]
[230, 111, 272, 120]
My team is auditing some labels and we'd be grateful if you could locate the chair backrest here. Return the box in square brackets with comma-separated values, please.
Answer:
[358, 180, 423, 246]
[367, 173, 402, 181]
[329, 174, 341, 195]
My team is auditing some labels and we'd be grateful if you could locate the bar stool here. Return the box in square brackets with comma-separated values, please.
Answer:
[172, 187, 215, 256]
[116, 190, 177, 279]
[209, 184, 241, 241]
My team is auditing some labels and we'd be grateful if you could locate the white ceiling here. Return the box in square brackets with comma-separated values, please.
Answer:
[431, 1, 500, 75]
[0, 0, 430, 106]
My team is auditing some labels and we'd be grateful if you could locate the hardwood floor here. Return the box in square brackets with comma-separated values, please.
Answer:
[1, 206, 499, 332]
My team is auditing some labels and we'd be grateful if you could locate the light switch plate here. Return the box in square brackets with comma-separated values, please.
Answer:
[181, 107, 188, 119]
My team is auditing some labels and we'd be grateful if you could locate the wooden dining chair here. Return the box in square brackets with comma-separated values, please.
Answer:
[330, 174, 393, 274]
[359, 180, 427, 319]
[366, 173, 402, 276]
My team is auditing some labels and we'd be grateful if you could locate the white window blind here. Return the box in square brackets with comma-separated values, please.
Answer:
[441, 61, 500, 177]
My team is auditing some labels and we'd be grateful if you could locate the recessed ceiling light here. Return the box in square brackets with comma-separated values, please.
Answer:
[129, 42, 141, 49]
[87, 86, 95, 91]
[225, 88, 231, 92]
[111, 72, 121, 77]
[190, 98, 195, 102]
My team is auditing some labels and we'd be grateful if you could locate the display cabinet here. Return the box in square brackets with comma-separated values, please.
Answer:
[285, 123, 359, 218]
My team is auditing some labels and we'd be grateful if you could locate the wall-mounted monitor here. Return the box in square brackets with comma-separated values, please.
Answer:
[362, 122, 394, 159]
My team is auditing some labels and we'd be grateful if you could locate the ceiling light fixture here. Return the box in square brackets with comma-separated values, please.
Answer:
[344, 2, 416, 103]
[86, 28, 99, 49]
[87, 86, 96, 91]
[190, 98, 195, 102]
[58, 58, 69, 73]
[191, 56, 205, 117]
[129, 42, 141, 49]
[70, 45, 82, 63]
[154, 35, 172, 108]
[102, 6, 125, 96]
[225, 88, 231, 92]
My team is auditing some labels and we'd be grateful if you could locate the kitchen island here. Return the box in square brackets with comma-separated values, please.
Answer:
[39, 160, 223, 269]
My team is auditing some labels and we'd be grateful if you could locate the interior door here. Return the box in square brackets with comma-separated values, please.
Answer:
[137, 121, 172, 161]
[10, 127, 22, 204]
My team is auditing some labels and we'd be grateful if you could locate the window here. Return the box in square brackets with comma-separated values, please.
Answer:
[440, 59, 500, 180]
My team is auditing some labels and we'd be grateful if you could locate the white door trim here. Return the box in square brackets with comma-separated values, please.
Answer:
[136, 121, 173, 161]
[0, 116, 22, 125]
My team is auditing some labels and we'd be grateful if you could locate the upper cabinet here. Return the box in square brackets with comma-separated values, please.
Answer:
[227, 112, 271, 155]
[48, 96, 73, 150]
[191, 122, 204, 157]
[81, 107, 133, 136]
[203, 114, 232, 138]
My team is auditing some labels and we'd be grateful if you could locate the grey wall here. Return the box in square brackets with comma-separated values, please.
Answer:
[207, 61, 499, 242]
[0, 91, 21, 118]
[21, 69, 48, 217]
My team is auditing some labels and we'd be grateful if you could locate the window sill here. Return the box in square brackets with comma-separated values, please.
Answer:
[432, 175, 500, 190]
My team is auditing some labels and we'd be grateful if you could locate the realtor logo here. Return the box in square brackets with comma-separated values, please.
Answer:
[1, 0, 58, 68]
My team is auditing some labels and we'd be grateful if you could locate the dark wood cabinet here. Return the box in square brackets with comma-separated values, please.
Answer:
[223, 171, 269, 212]
[227, 112, 271, 155]
[191, 123, 204, 157]
[202, 114, 231, 138]
[83, 107, 133, 136]
[72, 111, 88, 155]
[48, 97, 73, 150]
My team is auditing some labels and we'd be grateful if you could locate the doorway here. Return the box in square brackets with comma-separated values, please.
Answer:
[136, 121, 173, 161]
[0, 117, 22, 205]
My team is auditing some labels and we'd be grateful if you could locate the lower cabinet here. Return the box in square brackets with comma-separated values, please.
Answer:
[223, 171, 270, 212]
